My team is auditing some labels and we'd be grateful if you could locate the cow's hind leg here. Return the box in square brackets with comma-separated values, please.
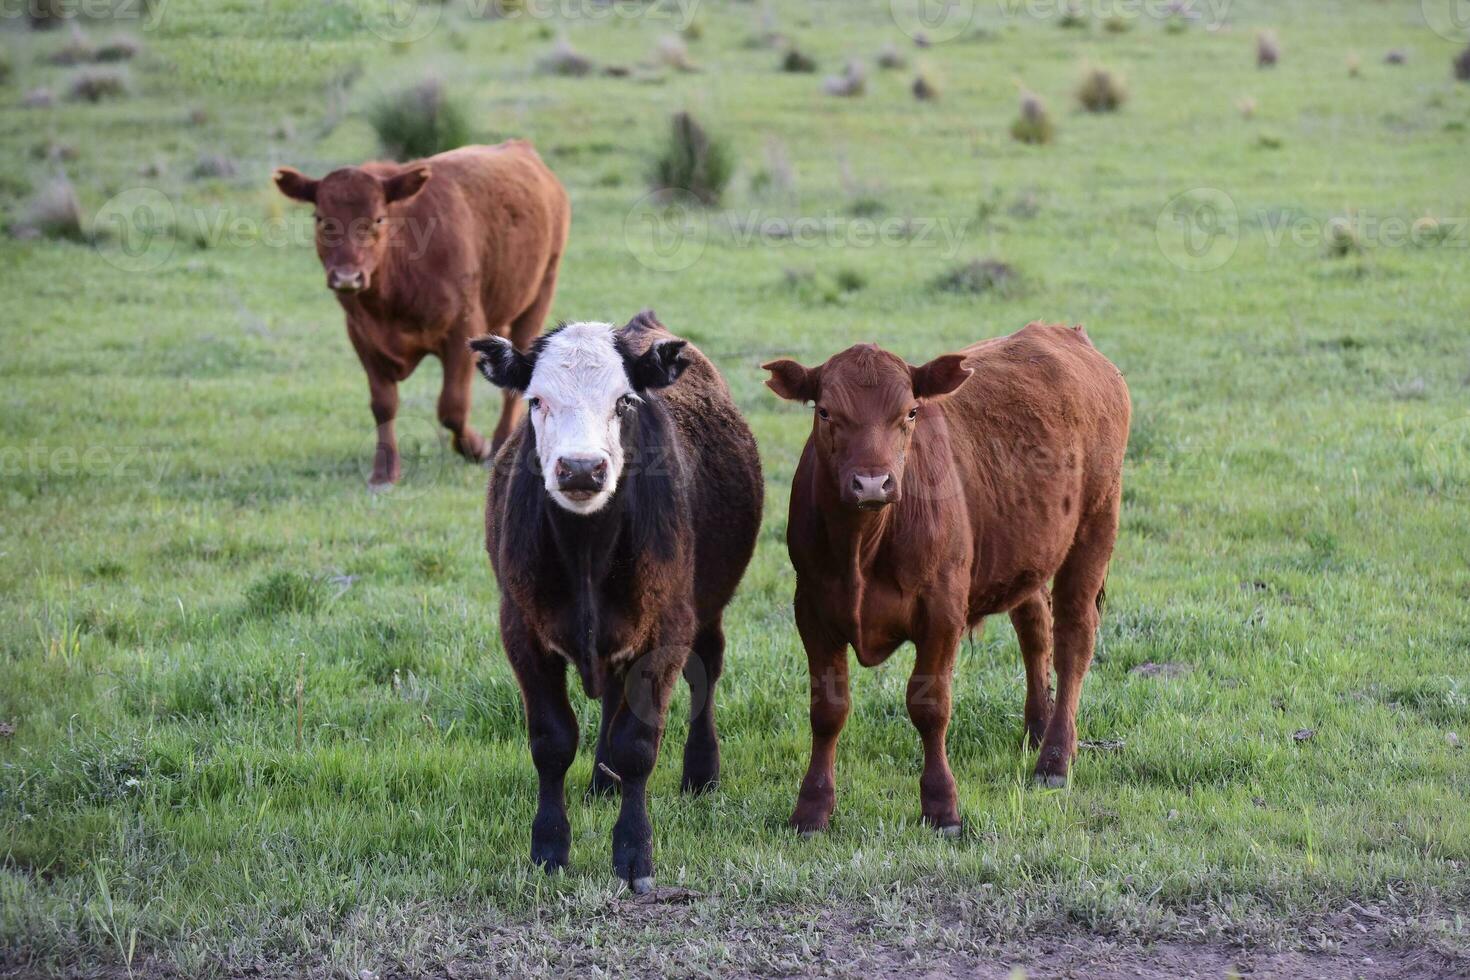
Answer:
[680, 619, 724, 795]
[1035, 501, 1119, 787]
[1009, 590, 1054, 749]
[909, 620, 964, 833]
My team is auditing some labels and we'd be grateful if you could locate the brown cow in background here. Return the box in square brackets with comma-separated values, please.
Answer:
[764, 322, 1129, 833]
[274, 141, 569, 488]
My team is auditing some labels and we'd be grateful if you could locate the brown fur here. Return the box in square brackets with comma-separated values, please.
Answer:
[484, 313, 763, 887]
[764, 322, 1130, 831]
[274, 141, 570, 486]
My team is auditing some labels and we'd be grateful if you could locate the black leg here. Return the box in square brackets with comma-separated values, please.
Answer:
[607, 653, 678, 892]
[508, 618, 578, 873]
[681, 621, 724, 794]
[587, 686, 622, 799]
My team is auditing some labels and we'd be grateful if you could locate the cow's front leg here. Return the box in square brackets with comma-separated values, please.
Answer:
[366, 372, 400, 488]
[507, 620, 578, 872]
[790, 594, 850, 833]
[909, 618, 964, 833]
[438, 338, 490, 462]
[608, 648, 680, 892]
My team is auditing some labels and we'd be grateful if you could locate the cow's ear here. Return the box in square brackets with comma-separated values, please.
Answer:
[273, 167, 318, 204]
[630, 339, 689, 391]
[469, 336, 534, 391]
[910, 353, 972, 400]
[762, 359, 819, 404]
[382, 166, 431, 204]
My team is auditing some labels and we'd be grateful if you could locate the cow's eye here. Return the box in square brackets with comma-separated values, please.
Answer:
[374, 216, 387, 226]
[907, 407, 919, 422]
[527, 397, 542, 410]
[817, 407, 830, 421]
[617, 395, 636, 414]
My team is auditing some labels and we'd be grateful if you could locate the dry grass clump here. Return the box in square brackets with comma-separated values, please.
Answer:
[823, 60, 866, 97]
[650, 111, 733, 206]
[654, 34, 696, 72]
[912, 72, 938, 101]
[13, 176, 86, 242]
[66, 68, 130, 102]
[22, 87, 54, 108]
[368, 78, 470, 160]
[537, 39, 594, 77]
[1237, 96, 1257, 119]
[1104, 15, 1131, 34]
[876, 42, 907, 70]
[1076, 64, 1126, 113]
[192, 153, 237, 180]
[49, 24, 92, 65]
[94, 34, 141, 62]
[1323, 218, 1362, 258]
[1257, 30, 1280, 68]
[1011, 89, 1054, 144]
[932, 259, 1017, 296]
[1347, 53, 1361, 78]
[1384, 49, 1407, 66]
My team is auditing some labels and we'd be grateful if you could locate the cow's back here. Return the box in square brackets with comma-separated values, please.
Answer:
[366, 141, 570, 325]
[940, 322, 1130, 614]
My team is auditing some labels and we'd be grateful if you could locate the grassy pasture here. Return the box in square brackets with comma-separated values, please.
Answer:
[2, 0, 1470, 975]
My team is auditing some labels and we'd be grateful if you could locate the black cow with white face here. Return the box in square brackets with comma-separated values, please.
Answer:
[472, 311, 763, 892]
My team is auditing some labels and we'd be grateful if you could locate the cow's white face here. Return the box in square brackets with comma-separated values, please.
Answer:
[471, 318, 691, 516]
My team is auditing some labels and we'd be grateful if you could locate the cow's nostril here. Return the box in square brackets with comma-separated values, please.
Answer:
[882, 475, 895, 493]
[851, 476, 864, 494]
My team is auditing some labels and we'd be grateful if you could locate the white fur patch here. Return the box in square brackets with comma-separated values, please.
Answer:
[525, 322, 635, 515]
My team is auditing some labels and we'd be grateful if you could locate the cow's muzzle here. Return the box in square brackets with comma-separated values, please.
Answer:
[845, 470, 897, 510]
[555, 455, 609, 500]
[327, 268, 368, 293]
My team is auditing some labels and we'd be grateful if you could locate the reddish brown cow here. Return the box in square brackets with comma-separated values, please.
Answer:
[274, 141, 570, 487]
[764, 322, 1129, 832]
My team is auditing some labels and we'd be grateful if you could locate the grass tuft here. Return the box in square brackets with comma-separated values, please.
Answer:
[780, 46, 816, 73]
[367, 78, 470, 161]
[932, 258, 1017, 295]
[65, 67, 129, 102]
[1077, 63, 1127, 112]
[1258, 30, 1280, 68]
[649, 111, 733, 206]
[823, 59, 867, 97]
[1011, 89, 1054, 143]
[1455, 44, 1470, 82]
[244, 570, 328, 618]
[12, 175, 85, 241]
[537, 38, 594, 77]
[876, 42, 907, 70]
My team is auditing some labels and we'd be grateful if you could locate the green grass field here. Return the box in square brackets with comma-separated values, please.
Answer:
[3, 1, 1470, 975]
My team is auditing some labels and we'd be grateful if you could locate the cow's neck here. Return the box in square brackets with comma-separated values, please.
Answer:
[542, 486, 631, 697]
